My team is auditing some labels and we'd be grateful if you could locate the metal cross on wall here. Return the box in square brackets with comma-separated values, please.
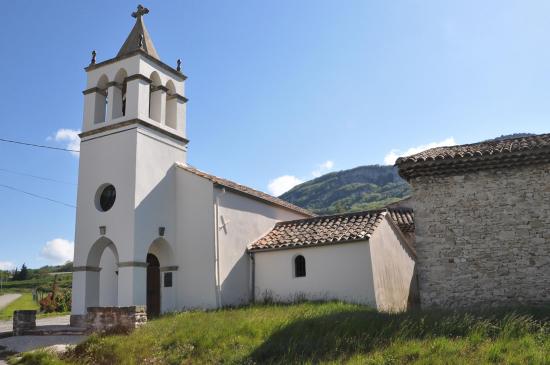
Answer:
[132, 4, 149, 18]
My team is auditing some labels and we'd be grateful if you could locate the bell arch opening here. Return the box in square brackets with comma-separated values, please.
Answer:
[165, 80, 177, 129]
[94, 75, 109, 124]
[149, 72, 163, 122]
[112, 69, 128, 119]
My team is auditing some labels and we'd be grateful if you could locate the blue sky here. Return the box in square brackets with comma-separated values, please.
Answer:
[1, 0, 550, 269]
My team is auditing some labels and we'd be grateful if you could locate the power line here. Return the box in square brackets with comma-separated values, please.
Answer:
[0, 168, 76, 186]
[0, 137, 80, 153]
[0, 183, 76, 208]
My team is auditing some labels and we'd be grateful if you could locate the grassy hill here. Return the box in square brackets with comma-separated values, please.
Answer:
[1, 262, 72, 293]
[280, 165, 411, 215]
[12, 302, 550, 364]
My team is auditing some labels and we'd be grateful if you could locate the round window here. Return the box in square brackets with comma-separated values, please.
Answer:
[97, 184, 116, 212]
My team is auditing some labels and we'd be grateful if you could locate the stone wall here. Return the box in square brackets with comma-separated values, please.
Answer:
[86, 306, 147, 333]
[411, 163, 550, 307]
[13, 310, 36, 336]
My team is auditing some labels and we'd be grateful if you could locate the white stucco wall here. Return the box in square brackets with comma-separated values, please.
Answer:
[73, 128, 138, 315]
[74, 128, 138, 268]
[253, 242, 377, 306]
[215, 188, 308, 306]
[369, 216, 416, 312]
[175, 168, 218, 309]
[134, 128, 184, 261]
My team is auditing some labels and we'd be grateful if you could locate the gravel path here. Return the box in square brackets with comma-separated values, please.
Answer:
[0, 315, 70, 334]
[0, 294, 21, 311]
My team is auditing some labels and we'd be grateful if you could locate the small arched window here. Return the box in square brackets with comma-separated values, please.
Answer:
[294, 255, 306, 278]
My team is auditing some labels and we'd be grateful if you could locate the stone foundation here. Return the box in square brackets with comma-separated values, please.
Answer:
[86, 306, 147, 333]
[13, 310, 36, 336]
[70, 314, 87, 328]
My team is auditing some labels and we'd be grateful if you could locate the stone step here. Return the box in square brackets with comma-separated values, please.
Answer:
[22, 325, 87, 336]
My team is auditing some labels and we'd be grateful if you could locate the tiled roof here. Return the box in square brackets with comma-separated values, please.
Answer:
[396, 133, 550, 179]
[388, 208, 414, 233]
[249, 208, 414, 252]
[175, 163, 314, 217]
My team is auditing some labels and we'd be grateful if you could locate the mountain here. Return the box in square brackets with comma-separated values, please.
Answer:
[280, 165, 411, 215]
[280, 134, 536, 215]
[487, 133, 535, 142]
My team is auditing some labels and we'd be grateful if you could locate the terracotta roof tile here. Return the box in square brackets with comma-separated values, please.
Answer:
[388, 208, 415, 233]
[396, 133, 550, 179]
[175, 163, 314, 217]
[249, 208, 414, 252]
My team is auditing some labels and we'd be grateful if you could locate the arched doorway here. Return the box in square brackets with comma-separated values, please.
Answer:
[146, 253, 161, 318]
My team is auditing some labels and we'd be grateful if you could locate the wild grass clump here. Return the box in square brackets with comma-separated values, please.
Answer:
[9, 301, 550, 365]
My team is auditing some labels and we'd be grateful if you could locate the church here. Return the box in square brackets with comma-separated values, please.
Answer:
[70, 6, 417, 326]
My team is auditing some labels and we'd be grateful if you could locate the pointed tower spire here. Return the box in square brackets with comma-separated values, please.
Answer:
[117, 5, 160, 59]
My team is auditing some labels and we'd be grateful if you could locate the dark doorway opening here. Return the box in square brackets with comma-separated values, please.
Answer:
[146, 253, 161, 318]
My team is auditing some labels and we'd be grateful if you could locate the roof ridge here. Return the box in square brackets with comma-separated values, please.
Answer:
[248, 208, 415, 252]
[175, 162, 314, 217]
[395, 132, 550, 179]
[397, 133, 550, 160]
[272, 208, 389, 227]
[396, 132, 550, 165]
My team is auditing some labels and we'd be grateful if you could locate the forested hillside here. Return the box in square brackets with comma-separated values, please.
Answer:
[280, 165, 411, 215]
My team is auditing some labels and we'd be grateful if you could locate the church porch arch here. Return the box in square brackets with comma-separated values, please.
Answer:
[73, 237, 119, 315]
[145, 238, 177, 316]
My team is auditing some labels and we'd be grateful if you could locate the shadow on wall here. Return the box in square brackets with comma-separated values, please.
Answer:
[220, 253, 250, 306]
[247, 303, 550, 364]
[408, 268, 420, 308]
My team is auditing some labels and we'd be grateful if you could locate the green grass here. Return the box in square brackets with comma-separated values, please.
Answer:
[0, 292, 69, 321]
[10, 302, 550, 364]
[0, 293, 39, 320]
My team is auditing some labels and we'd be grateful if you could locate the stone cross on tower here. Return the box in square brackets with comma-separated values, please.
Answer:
[132, 4, 149, 18]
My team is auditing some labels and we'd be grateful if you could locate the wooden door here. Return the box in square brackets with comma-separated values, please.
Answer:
[146, 253, 161, 318]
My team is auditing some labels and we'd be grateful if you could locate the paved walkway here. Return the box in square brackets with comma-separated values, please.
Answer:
[0, 334, 86, 354]
[0, 316, 79, 363]
[0, 294, 21, 311]
[0, 315, 70, 334]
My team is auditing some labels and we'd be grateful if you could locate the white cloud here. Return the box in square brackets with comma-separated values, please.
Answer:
[268, 175, 304, 196]
[312, 160, 335, 178]
[383, 137, 457, 165]
[50, 128, 81, 157]
[0, 261, 15, 271]
[267, 160, 336, 196]
[40, 238, 74, 265]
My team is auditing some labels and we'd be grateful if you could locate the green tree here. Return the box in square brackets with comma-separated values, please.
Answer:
[19, 263, 29, 280]
[12, 267, 19, 281]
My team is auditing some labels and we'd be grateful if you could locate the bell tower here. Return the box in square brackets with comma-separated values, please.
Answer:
[71, 5, 188, 325]
[81, 4, 188, 137]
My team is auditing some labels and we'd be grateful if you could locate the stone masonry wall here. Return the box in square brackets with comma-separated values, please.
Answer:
[411, 163, 550, 307]
[13, 310, 36, 336]
[87, 306, 147, 333]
